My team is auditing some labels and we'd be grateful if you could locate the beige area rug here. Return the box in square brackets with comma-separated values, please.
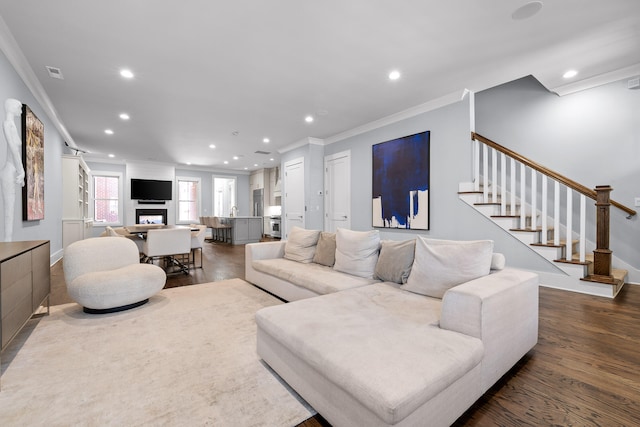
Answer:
[0, 279, 315, 426]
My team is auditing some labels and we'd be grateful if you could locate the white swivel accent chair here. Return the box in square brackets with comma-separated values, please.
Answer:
[142, 228, 192, 275]
[64, 237, 166, 314]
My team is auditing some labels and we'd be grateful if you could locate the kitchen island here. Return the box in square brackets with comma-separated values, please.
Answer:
[219, 216, 263, 245]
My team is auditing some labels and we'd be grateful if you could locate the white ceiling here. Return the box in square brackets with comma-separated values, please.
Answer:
[0, 1, 638, 172]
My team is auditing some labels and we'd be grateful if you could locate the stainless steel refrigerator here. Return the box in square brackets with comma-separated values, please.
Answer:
[253, 189, 264, 217]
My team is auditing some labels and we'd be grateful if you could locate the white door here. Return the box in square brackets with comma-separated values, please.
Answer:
[324, 151, 351, 232]
[284, 158, 305, 239]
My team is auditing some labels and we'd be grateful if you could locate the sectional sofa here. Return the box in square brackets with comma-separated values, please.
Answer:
[245, 227, 539, 427]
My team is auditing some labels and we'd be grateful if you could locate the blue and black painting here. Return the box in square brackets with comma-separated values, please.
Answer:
[372, 131, 430, 228]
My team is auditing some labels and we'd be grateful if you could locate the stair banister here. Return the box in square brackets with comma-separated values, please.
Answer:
[471, 132, 637, 218]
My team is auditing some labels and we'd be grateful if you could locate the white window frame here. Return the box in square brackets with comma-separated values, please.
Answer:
[212, 175, 237, 217]
[91, 171, 124, 227]
[175, 176, 201, 225]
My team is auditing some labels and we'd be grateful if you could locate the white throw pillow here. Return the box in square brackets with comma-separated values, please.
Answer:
[404, 236, 494, 298]
[333, 228, 380, 279]
[283, 226, 321, 263]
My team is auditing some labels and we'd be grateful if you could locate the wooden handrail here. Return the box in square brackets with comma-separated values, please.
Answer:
[471, 132, 637, 218]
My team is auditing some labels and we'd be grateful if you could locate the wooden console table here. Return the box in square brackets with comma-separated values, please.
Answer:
[0, 240, 50, 353]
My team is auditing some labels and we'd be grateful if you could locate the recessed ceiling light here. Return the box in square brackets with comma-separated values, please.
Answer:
[270, 158, 274, 161]
[254, 163, 258, 167]
[209, 144, 216, 149]
[108, 154, 115, 158]
[511, 1, 543, 20]
[224, 161, 229, 164]
[186, 162, 191, 165]
[233, 156, 239, 160]
[119, 113, 130, 120]
[104, 129, 114, 135]
[263, 138, 270, 143]
[305, 115, 314, 123]
[563, 70, 578, 79]
[120, 69, 134, 79]
[389, 70, 401, 80]
[244, 167, 248, 170]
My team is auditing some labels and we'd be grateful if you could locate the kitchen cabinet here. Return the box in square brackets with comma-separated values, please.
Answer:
[219, 217, 263, 245]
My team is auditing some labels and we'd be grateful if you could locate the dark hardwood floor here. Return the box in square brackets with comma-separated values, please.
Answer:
[50, 241, 640, 426]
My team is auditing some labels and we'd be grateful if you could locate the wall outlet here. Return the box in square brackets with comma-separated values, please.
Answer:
[635, 197, 640, 207]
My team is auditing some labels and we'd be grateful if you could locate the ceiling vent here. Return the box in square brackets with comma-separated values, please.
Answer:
[628, 77, 640, 90]
[45, 66, 64, 80]
[255, 150, 271, 155]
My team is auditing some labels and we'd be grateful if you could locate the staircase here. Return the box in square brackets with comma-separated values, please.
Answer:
[458, 133, 636, 298]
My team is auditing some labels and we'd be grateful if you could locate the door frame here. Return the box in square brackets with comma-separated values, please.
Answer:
[324, 150, 351, 232]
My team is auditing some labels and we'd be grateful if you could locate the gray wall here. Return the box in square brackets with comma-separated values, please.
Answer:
[0, 50, 65, 260]
[475, 76, 640, 270]
[321, 95, 558, 273]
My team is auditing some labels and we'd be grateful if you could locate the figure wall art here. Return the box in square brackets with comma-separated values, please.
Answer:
[22, 104, 44, 221]
[372, 130, 430, 230]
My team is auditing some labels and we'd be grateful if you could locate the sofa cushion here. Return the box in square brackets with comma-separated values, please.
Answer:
[252, 258, 378, 295]
[256, 283, 483, 424]
[312, 232, 336, 267]
[404, 237, 493, 298]
[333, 228, 380, 279]
[283, 227, 321, 263]
[374, 239, 415, 284]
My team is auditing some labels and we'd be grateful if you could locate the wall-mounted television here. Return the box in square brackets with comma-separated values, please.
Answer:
[130, 179, 173, 201]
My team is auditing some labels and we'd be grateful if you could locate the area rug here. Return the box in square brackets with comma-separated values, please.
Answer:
[0, 279, 315, 426]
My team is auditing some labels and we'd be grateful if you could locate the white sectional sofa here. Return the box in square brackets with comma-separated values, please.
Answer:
[245, 228, 539, 426]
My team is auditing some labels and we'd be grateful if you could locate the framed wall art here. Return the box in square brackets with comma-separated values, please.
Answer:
[22, 104, 45, 221]
[372, 130, 430, 230]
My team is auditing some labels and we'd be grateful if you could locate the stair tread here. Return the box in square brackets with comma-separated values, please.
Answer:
[581, 269, 627, 286]
[531, 239, 576, 247]
[554, 257, 592, 266]
[512, 227, 555, 233]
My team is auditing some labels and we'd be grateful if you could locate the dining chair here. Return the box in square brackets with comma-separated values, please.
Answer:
[190, 224, 207, 268]
[142, 228, 192, 275]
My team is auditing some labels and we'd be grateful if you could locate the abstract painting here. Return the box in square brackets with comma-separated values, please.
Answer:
[22, 104, 44, 221]
[372, 131, 429, 230]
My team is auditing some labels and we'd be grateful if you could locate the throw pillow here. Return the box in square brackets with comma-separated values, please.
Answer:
[312, 232, 336, 266]
[374, 239, 416, 284]
[333, 228, 380, 279]
[404, 236, 493, 298]
[284, 226, 321, 263]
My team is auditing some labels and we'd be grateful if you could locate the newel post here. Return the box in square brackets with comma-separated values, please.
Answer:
[593, 185, 612, 278]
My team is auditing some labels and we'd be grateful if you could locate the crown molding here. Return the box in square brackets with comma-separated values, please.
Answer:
[0, 15, 77, 148]
[547, 63, 640, 96]
[323, 88, 470, 145]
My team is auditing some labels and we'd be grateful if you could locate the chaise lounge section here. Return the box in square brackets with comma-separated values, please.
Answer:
[246, 228, 539, 426]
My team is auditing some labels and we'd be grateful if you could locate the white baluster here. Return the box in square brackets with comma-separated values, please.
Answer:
[541, 175, 548, 244]
[566, 188, 573, 261]
[473, 139, 480, 192]
[500, 153, 506, 215]
[520, 164, 526, 229]
[530, 169, 537, 231]
[579, 194, 586, 263]
[492, 149, 498, 203]
[554, 181, 560, 246]
[482, 144, 488, 202]
[510, 158, 516, 216]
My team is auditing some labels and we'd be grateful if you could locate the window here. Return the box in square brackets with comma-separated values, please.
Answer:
[213, 176, 236, 217]
[93, 173, 123, 225]
[176, 177, 200, 223]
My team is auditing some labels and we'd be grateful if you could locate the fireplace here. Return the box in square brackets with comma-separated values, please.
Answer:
[136, 209, 167, 225]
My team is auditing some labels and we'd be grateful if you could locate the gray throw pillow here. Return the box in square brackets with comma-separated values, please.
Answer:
[374, 239, 415, 284]
[283, 226, 321, 263]
[333, 228, 380, 279]
[312, 232, 336, 266]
